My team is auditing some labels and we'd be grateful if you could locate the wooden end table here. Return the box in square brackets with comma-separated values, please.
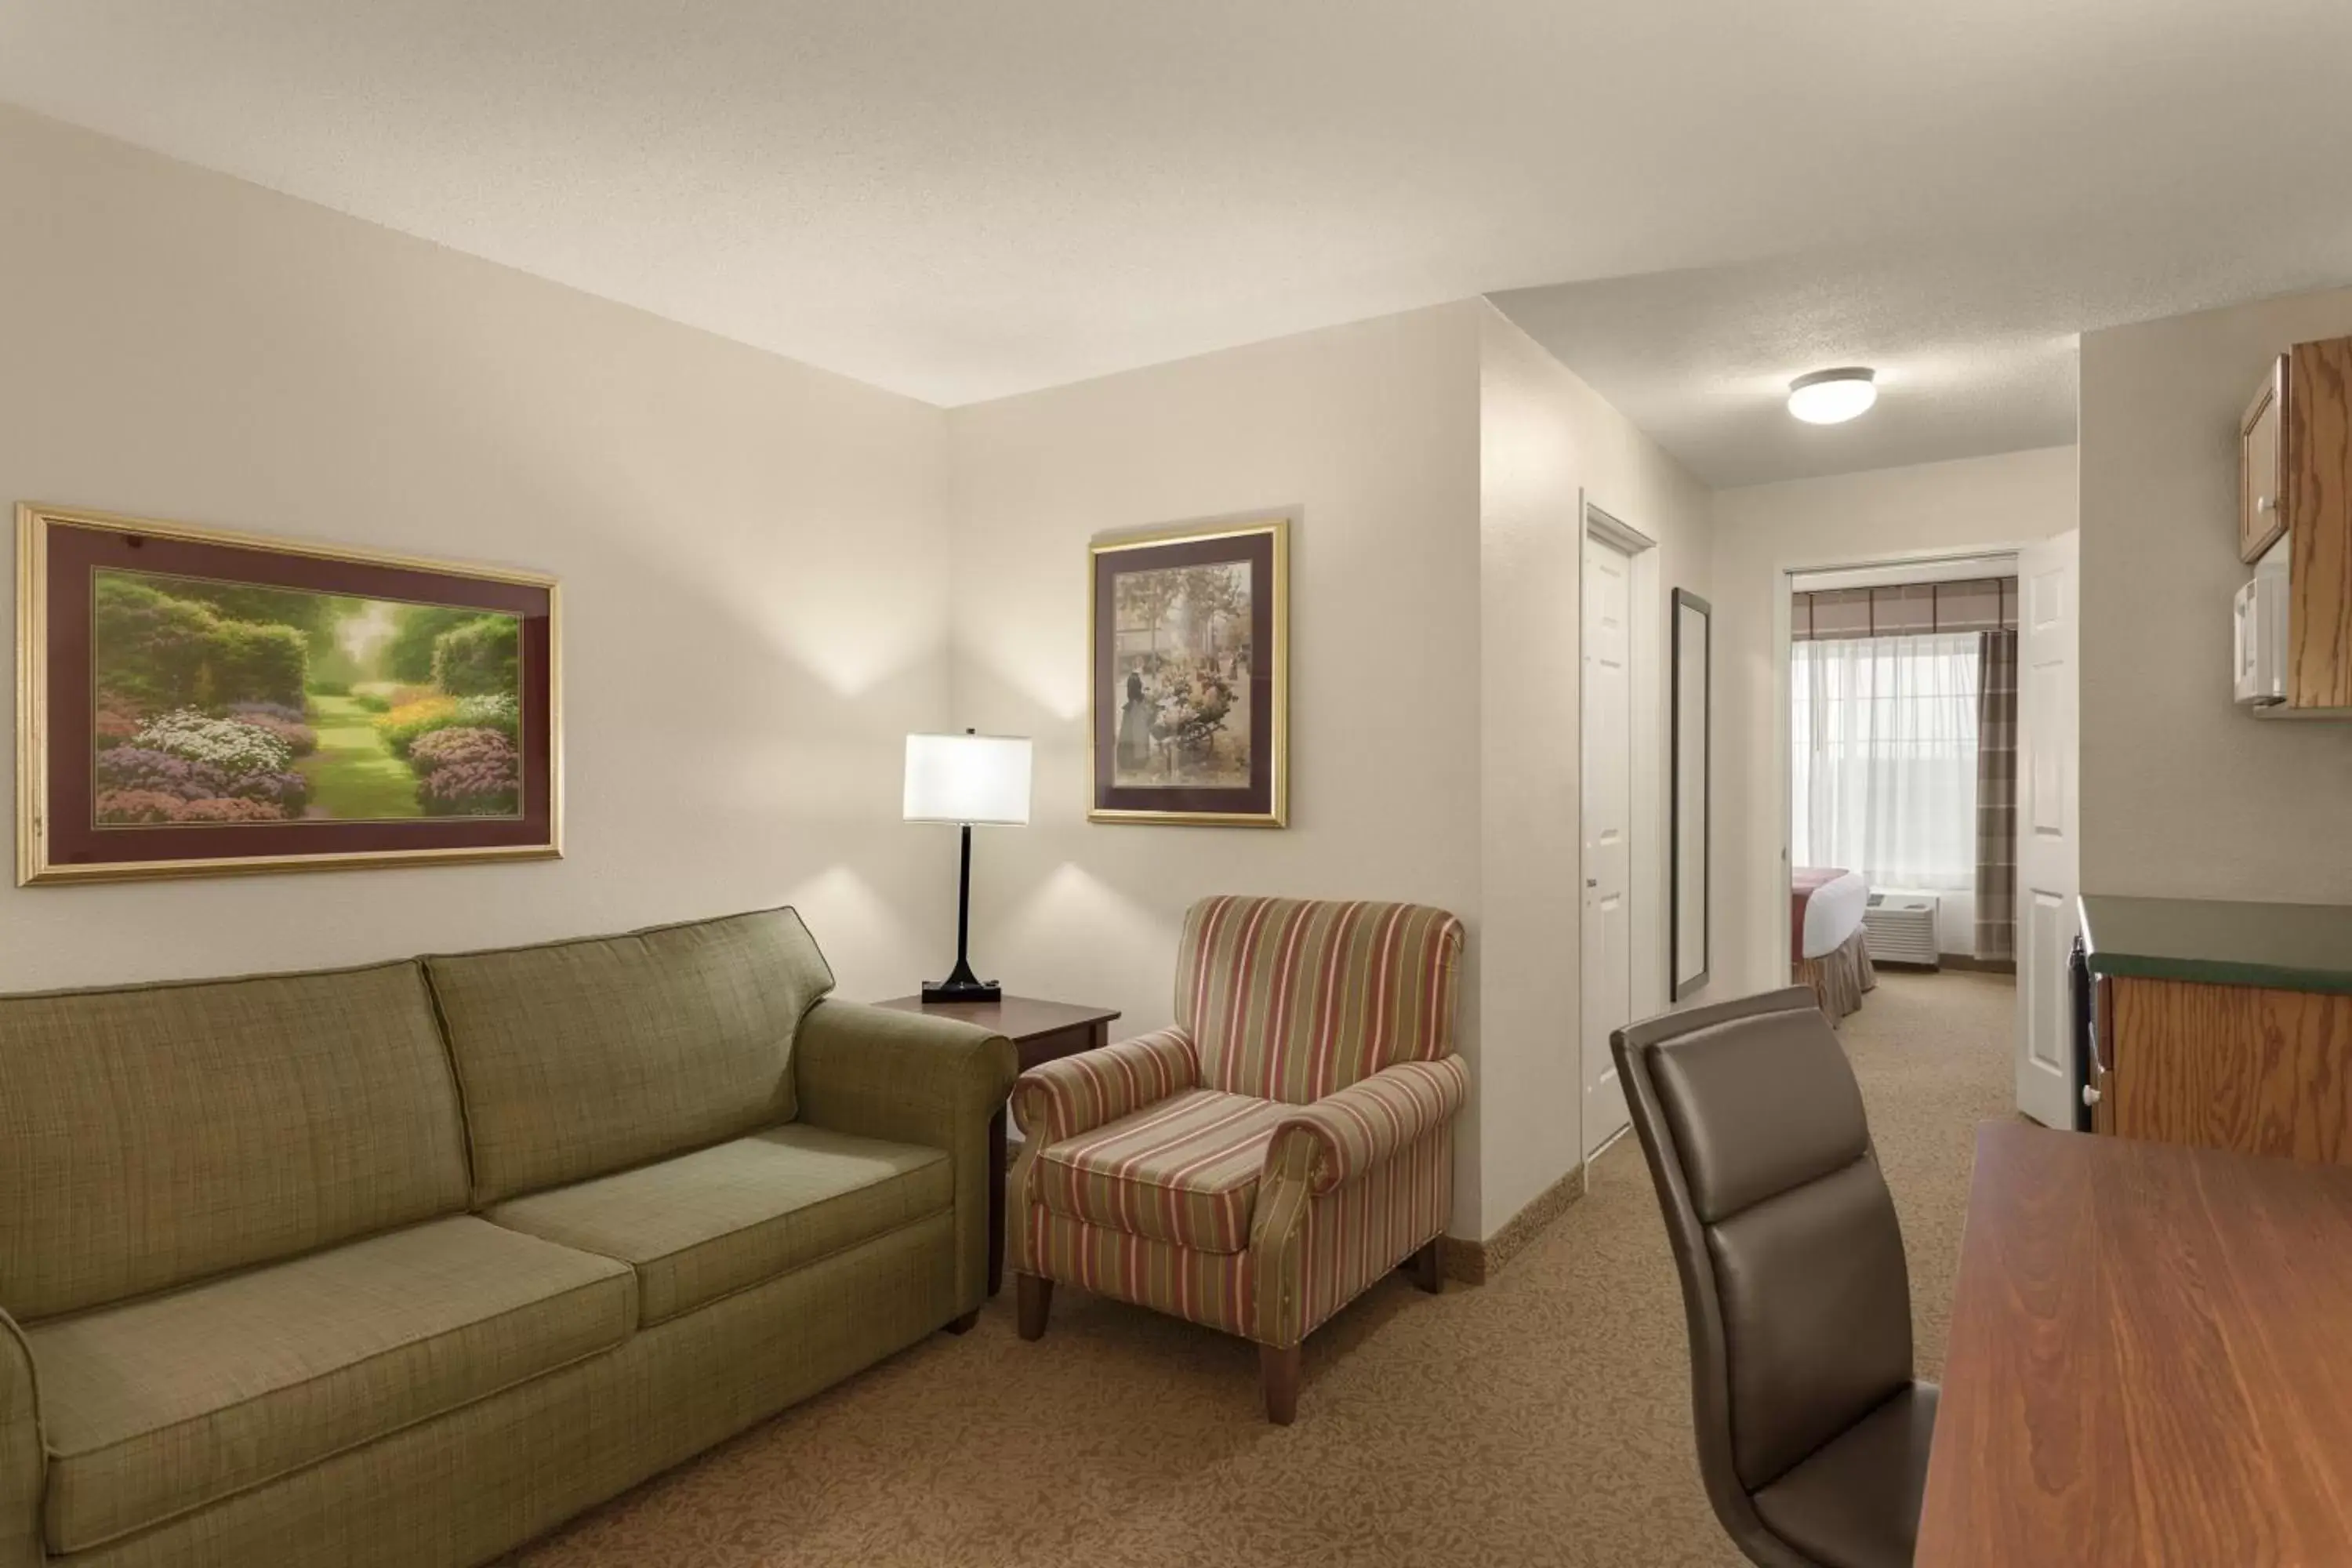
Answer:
[873, 994, 1120, 1298]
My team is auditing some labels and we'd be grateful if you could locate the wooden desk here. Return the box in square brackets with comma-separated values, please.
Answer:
[1918, 1122, 2352, 1566]
[873, 994, 1120, 1298]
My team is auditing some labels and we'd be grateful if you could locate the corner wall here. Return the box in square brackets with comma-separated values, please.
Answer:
[0, 105, 955, 995]
[1710, 447, 2078, 993]
[1476, 306, 1713, 1230]
[2080, 287, 2352, 903]
[945, 303, 1490, 1226]
[946, 303, 1711, 1243]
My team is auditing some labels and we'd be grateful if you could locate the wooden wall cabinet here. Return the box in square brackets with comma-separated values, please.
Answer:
[2242, 335, 2352, 710]
[2092, 973, 2352, 1164]
[2239, 354, 2287, 562]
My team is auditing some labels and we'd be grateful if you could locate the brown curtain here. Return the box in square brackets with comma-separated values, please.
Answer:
[1974, 630, 2019, 962]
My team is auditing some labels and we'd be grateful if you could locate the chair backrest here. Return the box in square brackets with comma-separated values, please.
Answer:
[1611, 987, 1915, 1531]
[1174, 895, 1464, 1105]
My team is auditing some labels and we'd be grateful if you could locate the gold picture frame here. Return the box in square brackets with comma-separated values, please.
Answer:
[1087, 515, 1288, 827]
[18, 503, 563, 885]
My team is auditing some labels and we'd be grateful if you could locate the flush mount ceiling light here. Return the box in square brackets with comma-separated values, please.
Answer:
[1787, 367, 1878, 424]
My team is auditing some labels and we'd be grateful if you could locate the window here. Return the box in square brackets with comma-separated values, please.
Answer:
[1791, 631, 1980, 891]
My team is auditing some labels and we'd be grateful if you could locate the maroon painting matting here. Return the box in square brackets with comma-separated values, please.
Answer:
[43, 521, 554, 870]
[1092, 529, 1277, 818]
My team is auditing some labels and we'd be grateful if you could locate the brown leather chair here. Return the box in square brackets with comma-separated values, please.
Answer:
[1612, 985, 1936, 1568]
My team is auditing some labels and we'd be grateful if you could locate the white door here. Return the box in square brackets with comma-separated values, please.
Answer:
[2015, 530, 2080, 1128]
[1582, 532, 1635, 1159]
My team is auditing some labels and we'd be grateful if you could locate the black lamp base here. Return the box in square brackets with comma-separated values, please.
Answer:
[921, 977, 1003, 1005]
[925, 818, 1002, 1006]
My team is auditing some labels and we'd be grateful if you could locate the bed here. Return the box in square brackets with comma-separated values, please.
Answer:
[1792, 867, 1875, 1024]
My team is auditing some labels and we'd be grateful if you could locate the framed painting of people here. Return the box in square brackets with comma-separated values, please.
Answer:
[1088, 516, 1287, 827]
[17, 503, 561, 884]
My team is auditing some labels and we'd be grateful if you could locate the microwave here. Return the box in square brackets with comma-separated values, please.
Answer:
[2234, 566, 2288, 706]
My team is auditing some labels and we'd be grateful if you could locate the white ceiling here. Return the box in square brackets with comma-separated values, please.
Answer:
[3, 2, 2350, 481]
[1492, 219, 2352, 486]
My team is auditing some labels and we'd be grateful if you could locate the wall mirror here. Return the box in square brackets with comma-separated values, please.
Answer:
[1671, 589, 1711, 1000]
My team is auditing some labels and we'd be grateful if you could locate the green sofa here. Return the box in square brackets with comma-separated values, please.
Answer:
[0, 907, 1014, 1567]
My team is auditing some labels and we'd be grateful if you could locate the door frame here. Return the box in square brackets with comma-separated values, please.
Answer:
[1581, 498, 1658, 1168]
[1768, 546, 2027, 987]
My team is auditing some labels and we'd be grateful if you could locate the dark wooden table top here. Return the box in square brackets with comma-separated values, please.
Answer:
[871, 994, 1120, 1042]
[1917, 1121, 2352, 1566]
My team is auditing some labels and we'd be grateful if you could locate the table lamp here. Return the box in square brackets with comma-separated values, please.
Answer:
[903, 730, 1032, 1004]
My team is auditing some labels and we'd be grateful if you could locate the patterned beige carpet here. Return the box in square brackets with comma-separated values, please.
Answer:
[513, 971, 2015, 1568]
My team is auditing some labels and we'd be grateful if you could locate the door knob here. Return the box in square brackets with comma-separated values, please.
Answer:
[2082, 1084, 2102, 1107]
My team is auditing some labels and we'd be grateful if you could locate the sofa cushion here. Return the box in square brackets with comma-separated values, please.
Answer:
[0, 962, 468, 1322]
[28, 1215, 632, 1555]
[425, 907, 836, 1205]
[486, 1124, 951, 1325]
[1033, 1088, 1290, 1253]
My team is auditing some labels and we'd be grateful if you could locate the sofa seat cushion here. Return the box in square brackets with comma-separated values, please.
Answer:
[485, 1124, 952, 1326]
[1032, 1088, 1289, 1253]
[27, 1216, 633, 1555]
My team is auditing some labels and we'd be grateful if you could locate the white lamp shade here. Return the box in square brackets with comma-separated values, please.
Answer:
[903, 733, 1032, 826]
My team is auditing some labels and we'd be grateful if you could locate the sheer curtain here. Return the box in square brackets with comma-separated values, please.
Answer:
[1791, 631, 1981, 890]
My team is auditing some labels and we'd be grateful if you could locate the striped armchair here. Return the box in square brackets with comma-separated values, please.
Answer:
[1010, 895, 1468, 1423]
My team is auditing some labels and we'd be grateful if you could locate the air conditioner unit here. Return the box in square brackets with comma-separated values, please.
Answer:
[1862, 893, 1941, 968]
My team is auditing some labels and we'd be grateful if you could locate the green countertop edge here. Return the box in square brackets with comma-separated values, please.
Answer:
[2078, 895, 2352, 997]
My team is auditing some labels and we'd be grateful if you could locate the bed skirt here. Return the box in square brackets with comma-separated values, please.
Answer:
[1796, 927, 1876, 1025]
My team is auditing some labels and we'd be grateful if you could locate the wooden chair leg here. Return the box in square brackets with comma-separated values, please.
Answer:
[1261, 1342, 1301, 1425]
[1016, 1272, 1052, 1341]
[942, 1308, 980, 1335]
[1403, 1238, 1444, 1294]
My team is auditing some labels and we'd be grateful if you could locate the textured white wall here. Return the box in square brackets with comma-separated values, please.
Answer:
[2080, 286, 2352, 904]
[1709, 446, 2079, 994]
[0, 106, 956, 997]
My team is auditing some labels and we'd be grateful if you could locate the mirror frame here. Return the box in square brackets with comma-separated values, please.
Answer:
[1671, 588, 1711, 1000]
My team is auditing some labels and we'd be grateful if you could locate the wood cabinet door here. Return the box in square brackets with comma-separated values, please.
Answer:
[2110, 976, 2352, 1163]
[2288, 336, 2352, 707]
[2241, 354, 2287, 563]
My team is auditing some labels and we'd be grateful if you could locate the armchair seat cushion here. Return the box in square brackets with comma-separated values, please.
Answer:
[1033, 1088, 1290, 1253]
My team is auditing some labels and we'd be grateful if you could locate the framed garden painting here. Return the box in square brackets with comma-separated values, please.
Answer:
[1089, 516, 1287, 827]
[16, 503, 561, 884]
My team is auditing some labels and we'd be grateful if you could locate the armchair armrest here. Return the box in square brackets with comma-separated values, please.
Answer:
[1265, 1055, 1472, 1196]
[793, 999, 1017, 1312]
[0, 1308, 43, 1568]
[1011, 1027, 1197, 1145]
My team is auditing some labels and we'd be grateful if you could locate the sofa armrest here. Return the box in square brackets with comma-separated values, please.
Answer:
[0, 1308, 44, 1568]
[1264, 1055, 1472, 1197]
[1011, 1027, 1197, 1146]
[793, 999, 1017, 1312]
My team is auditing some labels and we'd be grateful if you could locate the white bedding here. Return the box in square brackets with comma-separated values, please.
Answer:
[1800, 870, 1869, 960]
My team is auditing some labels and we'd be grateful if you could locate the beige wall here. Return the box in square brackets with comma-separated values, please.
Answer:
[2081, 287, 2352, 903]
[946, 301, 1490, 1220]
[1476, 307, 1712, 1229]
[1711, 447, 2078, 993]
[0, 105, 955, 996]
